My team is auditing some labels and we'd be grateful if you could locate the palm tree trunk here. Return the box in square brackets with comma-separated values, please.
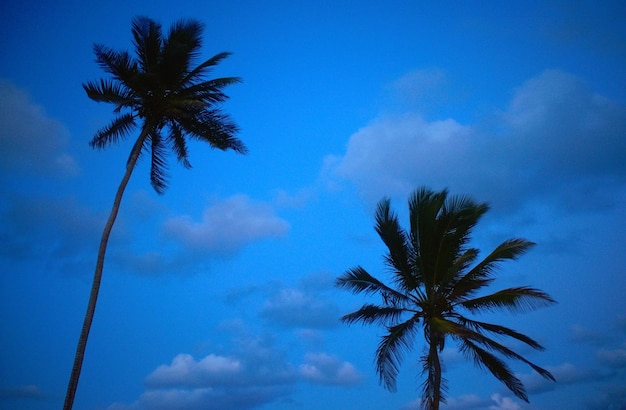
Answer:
[430, 339, 442, 410]
[424, 331, 442, 410]
[63, 127, 149, 410]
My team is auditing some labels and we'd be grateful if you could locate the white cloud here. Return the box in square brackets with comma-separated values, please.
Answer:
[325, 70, 626, 213]
[114, 338, 297, 410]
[330, 113, 470, 203]
[146, 354, 242, 388]
[298, 352, 362, 386]
[163, 194, 289, 255]
[0, 80, 79, 176]
[111, 332, 362, 409]
[489, 394, 522, 410]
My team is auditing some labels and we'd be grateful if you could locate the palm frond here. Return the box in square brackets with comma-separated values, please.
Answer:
[181, 52, 235, 85]
[131, 16, 162, 73]
[176, 109, 246, 154]
[409, 188, 447, 290]
[456, 316, 545, 350]
[180, 77, 242, 104]
[89, 114, 136, 149]
[463, 239, 536, 281]
[160, 19, 204, 87]
[93, 45, 138, 88]
[375, 198, 418, 293]
[167, 123, 191, 168]
[460, 339, 529, 402]
[442, 317, 555, 383]
[431, 195, 487, 290]
[83, 79, 135, 109]
[148, 131, 168, 194]
[450, 239, 536, 302]
[376, 318, 419, 391]
[341, 304, 412, 326]
[461, 286, 556, 313]
[451, 248, 479, 277]
[336, 266, 411, 305]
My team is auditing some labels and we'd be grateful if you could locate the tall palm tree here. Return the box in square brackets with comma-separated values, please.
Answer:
[64, 17, 246, 410]
[336, 187, 556, 409]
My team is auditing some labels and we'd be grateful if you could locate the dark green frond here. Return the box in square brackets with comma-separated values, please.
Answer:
[181, 52, 236, 85]
[441, 317, 555, 383]
[89, 114, 136, 149]
[336, 266, 411, 305]
[376, 318, 419, 391]
[341, 304, 411, 326]
[148, 132, 168, 194]
[460, 339, 529, 402]
[83, 79, 135, 109]
[451, 239, 536, 301]
[432, 195, 488, 287]
[461, 286, 556, 314]
[409, 188, 447, 289]
[464, 239, 536, 281]
[375, 198, 417, 292]
[457, 317, 545, 350]
[181, 77, 242, 104]
[93, 44, 138, 88]
[167, 123, 191, 168]
[160, 19, 204, 87]
[452, 248, 479, 277]
[131, 16, 162, 73]
[176, 109, 246, 153]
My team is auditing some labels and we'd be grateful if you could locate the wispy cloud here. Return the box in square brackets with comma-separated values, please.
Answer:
[0, 384, 46, 400]
[0, 80, 79, 177]
[260, 286, 340, 329]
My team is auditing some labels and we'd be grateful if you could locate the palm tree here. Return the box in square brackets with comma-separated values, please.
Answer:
[336, 187, 556, 410]
[63, 17, 246, 409]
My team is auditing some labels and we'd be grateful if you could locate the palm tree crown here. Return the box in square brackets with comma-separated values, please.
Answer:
[336, 187, 556, 409]
[83, 16, 246, 193]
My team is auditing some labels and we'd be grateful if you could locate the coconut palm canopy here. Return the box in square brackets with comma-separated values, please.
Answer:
[83, 16, 246, 194]
[336, 187, 556, 409]
[1, 2, 625, 410]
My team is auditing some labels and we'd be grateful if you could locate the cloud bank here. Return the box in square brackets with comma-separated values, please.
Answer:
[326, 70, 626, 212]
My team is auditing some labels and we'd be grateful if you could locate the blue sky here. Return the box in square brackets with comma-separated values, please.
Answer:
[1, 1, 625, 409]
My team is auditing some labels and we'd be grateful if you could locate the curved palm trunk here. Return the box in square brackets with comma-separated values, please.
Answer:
[63, 127, 149, 410]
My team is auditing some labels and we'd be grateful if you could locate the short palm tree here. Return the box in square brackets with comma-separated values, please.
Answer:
[336, 187, 556, 409]
[64, 17, 246, 410]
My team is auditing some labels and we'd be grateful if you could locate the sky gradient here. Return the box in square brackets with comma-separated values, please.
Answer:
[1, 1, 625, 409]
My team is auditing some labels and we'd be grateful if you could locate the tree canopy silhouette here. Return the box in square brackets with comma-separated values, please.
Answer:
[336, 187, 556, 409]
